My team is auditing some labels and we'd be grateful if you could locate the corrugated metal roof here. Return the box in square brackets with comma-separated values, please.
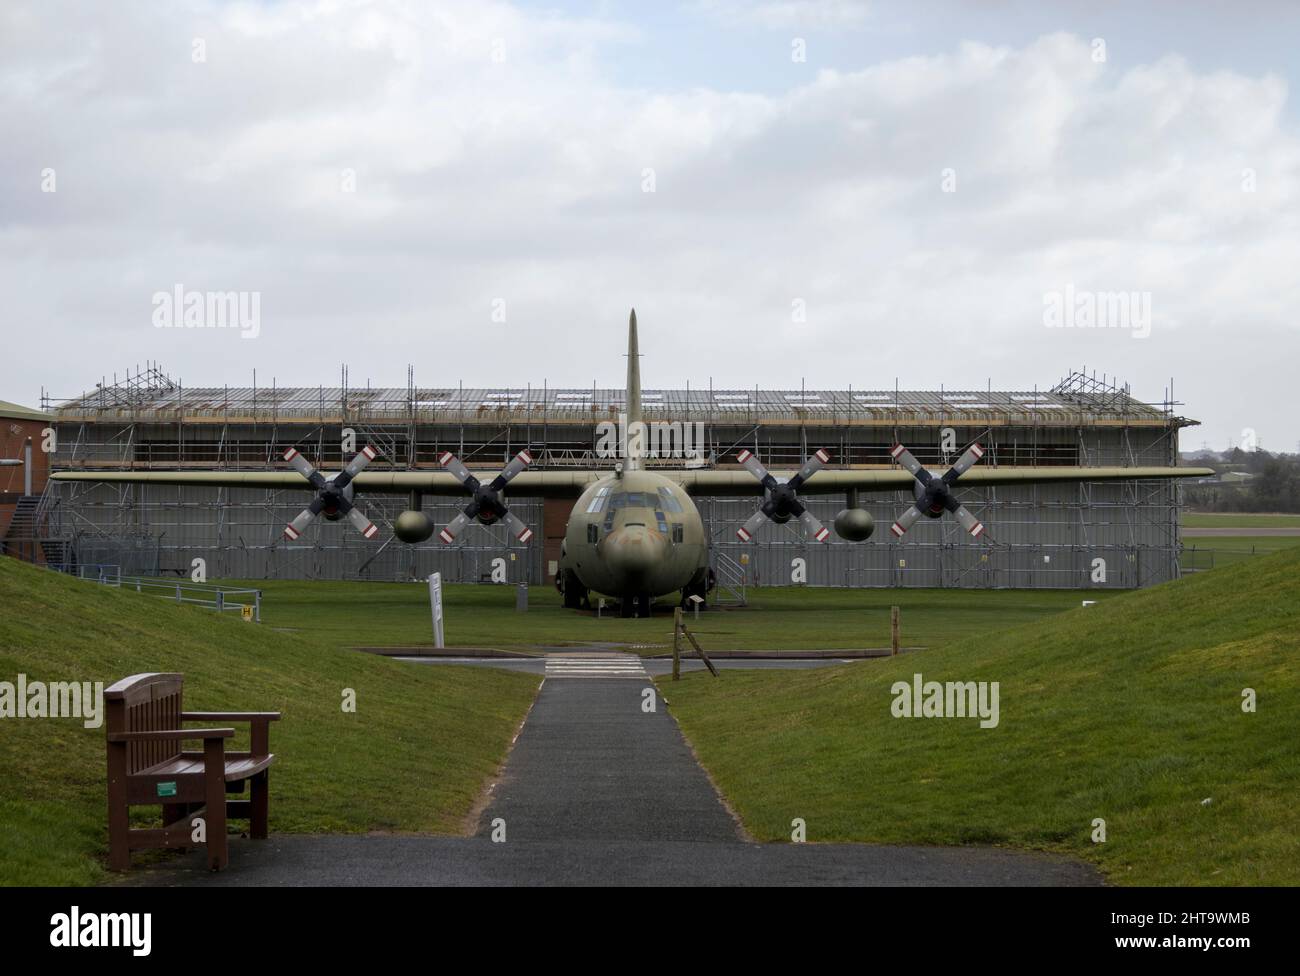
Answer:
[0, 399, 52, 423]
[50, 384, 1185, 426]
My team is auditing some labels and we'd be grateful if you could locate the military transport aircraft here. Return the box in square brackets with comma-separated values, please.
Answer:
[51, 310, 1211, 616]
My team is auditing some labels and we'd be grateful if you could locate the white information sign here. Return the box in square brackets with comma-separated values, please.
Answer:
[428, 572, 445, 649]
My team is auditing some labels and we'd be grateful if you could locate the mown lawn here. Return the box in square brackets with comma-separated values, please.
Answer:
[1181, 535, 1300, 570]
[1183, 513, 1300, 529]
[227, 576, 1105, 653]
[0, 558, 538, 886]
[659, 547, 1300, 885]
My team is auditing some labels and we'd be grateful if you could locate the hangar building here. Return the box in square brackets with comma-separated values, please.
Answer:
[24, 364, 1196, 591]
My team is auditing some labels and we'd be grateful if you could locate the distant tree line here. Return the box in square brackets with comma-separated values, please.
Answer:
[1184, 450, 1300, 513]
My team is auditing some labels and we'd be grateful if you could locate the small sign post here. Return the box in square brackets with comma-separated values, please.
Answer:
[672, 607, 682, 681]
[428, 572, 445, 649]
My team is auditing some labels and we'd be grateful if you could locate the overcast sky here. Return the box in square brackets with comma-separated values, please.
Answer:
[2, 0, 1297, 451]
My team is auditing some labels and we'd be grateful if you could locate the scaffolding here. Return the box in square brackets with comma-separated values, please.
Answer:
[37, 367, 1195, 587]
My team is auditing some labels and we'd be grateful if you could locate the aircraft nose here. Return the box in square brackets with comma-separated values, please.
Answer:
[604, 524, 666, 581]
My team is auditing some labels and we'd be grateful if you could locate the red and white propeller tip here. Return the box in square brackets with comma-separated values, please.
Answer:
[888, 442, 986, 540]
[734, 448, 831, 543]
[280, 444, 381, 541]
[437, 450, 536, 544]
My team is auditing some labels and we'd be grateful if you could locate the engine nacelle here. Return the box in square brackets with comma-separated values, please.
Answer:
[834, 508, 874, 542]
[393, 510, 435, 543]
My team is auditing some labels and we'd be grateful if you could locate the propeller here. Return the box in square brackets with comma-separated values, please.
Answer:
[437, 449, 535, 544]
[281, 445, 380, 541]
[734, 448, 832, 543]
[888, 442, 987, 539]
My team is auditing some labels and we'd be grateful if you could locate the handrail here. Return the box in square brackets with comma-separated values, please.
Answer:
[50, 568, 263, 622]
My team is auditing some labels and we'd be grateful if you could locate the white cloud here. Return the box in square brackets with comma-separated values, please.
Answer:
[1, 3, 1297, 448]
[691, 0, 872, 30]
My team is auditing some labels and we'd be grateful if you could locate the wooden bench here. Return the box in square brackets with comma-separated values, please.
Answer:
[105, 672, 280, 871]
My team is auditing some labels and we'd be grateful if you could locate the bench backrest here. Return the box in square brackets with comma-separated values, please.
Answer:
[104, 673, 185, 774]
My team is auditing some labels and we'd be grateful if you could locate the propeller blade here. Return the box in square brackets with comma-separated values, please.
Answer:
[736, 449, 778, 489]
[438, 451, 480, 491]
[889, 505, 924, 538]
[889, 444, 932, 485]
[942, 442, 985, 485]
[499, 509, 534, 544]
[438, 511, 474, 544]
[284, 497, 325, 540]
[787, 448, 830, 490]
[283, 447, 328, 490]
[942, 493, 985, 538]
[489, 449, 534, 492]
[951, 504, 985, 538]
[796, 507, 831, 543]
[335, 444, 379, 489]
[342, 505, 380, 539]
[736, 507, 771, 542]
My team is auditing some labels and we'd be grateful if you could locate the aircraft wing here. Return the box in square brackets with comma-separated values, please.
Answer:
[673, 465, 1215, 496]
[50, 465, 1214, 498]
[49, 469, 602, 498]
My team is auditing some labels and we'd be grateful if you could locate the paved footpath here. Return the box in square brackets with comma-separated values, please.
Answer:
[475, 656, 741, 844]
[121, 656, 1101, 886]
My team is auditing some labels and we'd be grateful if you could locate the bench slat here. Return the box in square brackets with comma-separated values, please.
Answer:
[108, 728, 235, 742]
[136, 754, 275, 780]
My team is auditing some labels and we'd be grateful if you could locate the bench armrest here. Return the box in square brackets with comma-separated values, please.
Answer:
[182, 712, 279, 754]
[107, 728, 234, 743]
[181, 712, 281, 722]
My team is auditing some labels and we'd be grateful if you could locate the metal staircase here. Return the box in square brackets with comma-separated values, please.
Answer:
[1, 495, 41, 563]
[2, 483, 73, 567]
[710, 548, 748, 607]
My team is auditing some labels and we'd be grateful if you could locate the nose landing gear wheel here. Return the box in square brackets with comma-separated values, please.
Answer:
[621, 592, 652, 618]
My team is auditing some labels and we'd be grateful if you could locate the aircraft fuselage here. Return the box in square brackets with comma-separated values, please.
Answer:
[560, 468, 709, 600]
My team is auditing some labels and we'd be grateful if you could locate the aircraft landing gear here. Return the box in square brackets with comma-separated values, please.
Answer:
[557, 569, 590, 610]
[620, 592, 653, 618]
[680, 569, 711, 609]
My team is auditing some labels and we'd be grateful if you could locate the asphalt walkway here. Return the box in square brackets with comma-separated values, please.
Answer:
[475, 664, 741, 844]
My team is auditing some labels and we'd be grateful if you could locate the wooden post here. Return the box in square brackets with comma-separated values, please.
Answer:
[890, 605, 900, 656]
[684, 628, 719, 678]
[672, 607, 682, 681]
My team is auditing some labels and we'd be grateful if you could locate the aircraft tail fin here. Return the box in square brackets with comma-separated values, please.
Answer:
[626, 308, 643, 470]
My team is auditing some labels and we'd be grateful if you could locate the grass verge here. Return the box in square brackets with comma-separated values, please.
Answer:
[659, 547, 1300, 885]
[0, 557, 538, 886]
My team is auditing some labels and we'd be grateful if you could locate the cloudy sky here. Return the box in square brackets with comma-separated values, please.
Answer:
[2, 0, 1297, 450]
